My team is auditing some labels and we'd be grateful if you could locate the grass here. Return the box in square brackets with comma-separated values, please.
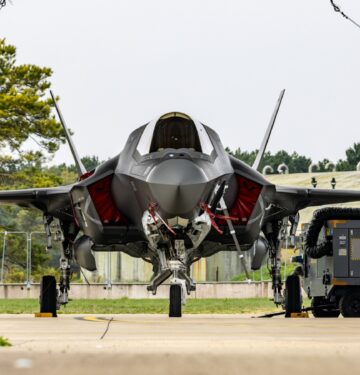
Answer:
[232, 262, 298, 282]
[0, 298, 286, 315]
[0, 336, 12, 347]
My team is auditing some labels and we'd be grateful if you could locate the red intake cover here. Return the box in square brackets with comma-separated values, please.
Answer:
[87, 174, 126, 225]
[221, 175, 262, 226]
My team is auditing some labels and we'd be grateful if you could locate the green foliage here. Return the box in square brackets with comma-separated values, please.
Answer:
[227, 147, 312, 174]
[231, 262, 298, 282]
[31, 266, 60, 282]
[226, 147, 257, 166]
[65, 155, 103, 174]
[225, 143, 360, 173]
[337, 143, 360, 171]
[0, 38, 68, 189]
[227, 142, 360, 173]
[0, 211, 62, 283]
[0, 38, 65, 155]
[0, 336, 11, 347]
[81, 155, 102, 171]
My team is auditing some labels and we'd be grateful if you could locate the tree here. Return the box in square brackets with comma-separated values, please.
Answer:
[226, 147, 312, 174]
[66, 155, 102, 174]
[0, 39, 65, 168]
[225, 147, 257, 166]
[0, 39, 67, 280]
[337, 143, 360, 171]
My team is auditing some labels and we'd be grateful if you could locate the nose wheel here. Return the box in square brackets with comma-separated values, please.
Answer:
[169, 284, 182, 317]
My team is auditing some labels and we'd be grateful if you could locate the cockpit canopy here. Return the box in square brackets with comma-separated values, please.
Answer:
[137, 112, 214, 155]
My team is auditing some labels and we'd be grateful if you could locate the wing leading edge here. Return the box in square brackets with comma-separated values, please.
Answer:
[0, 186, 74, 220]
[273, 185, 360, 214]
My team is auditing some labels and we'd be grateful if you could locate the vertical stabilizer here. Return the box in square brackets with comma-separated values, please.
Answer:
[50, 90, 87, 176]
[252, 89, 285, 172]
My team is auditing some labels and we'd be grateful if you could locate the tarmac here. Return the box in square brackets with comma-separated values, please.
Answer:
[1, 314, 360, 375]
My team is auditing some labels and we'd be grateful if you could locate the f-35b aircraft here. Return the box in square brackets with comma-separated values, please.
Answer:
[1, 90, 360, 317]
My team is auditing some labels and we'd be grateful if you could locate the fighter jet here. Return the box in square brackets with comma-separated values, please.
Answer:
[1, 90, 360, 317]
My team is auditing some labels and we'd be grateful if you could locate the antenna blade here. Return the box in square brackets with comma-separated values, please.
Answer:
[252, 89, 285, 171]
[50, 90, 87, 176]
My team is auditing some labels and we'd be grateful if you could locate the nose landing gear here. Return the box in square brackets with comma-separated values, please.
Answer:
[147, 253, 195, 318]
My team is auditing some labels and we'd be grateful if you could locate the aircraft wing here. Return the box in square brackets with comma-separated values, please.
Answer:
[0, 185, 74, 220]
[273, 185, 360, 214]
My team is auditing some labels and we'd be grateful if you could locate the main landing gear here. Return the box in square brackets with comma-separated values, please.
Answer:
[39, 218, 77, 316]
[39, 254, 71, 317]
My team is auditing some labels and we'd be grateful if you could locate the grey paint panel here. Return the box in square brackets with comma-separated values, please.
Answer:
[333, 228, 349, 278]
[349, 229, 360, 277]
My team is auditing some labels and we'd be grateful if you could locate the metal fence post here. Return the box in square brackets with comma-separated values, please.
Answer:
[27, 232, 46, 289]
[1, 231, 7, 283]
[26, 233, 30, 289]
[106, 251, 112, 289]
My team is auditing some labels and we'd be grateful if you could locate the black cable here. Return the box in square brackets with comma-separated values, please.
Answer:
[100, 318, 113, 340]
[330, 0, 360, 29]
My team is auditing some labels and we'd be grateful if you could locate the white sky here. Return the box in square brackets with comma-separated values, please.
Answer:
[1, 0, 360, 166]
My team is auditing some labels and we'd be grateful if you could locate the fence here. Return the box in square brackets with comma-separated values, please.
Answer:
[0, 232, 296, 288]
[0, 231, 47, 288]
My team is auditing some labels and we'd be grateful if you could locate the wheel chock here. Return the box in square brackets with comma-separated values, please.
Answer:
[290, 312, 309, 318]
[34, 312, 56, 318]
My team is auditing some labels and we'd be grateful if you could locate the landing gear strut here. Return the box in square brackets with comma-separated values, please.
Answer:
[41, 218, 77, 314]
[265, 219, 288, 305]
[58, 255, 71, 307]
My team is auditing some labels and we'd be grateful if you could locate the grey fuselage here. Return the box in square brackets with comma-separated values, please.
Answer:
[70, 113, 273, 261]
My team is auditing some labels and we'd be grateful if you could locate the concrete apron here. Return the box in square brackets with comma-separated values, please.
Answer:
[0, 282, 272, 299]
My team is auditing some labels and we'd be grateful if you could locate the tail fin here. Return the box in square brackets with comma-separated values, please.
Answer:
[252, 89, 285, 171]
[50, 90, 87, 176]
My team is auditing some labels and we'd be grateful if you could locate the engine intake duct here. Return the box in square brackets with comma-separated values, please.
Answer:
[305, 207, 360, 259]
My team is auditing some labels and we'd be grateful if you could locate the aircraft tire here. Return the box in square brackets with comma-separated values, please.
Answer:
[40, 275, 57, 317]
[284, 275, 302, 317]
[169, 284, 182, 318]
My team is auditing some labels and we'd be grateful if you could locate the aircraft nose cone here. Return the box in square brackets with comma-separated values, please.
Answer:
[147, 159, 208, 217]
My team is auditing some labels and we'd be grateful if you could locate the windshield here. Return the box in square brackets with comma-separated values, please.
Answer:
[150, 115, 201, 152]
[136, 112, 214, 155]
